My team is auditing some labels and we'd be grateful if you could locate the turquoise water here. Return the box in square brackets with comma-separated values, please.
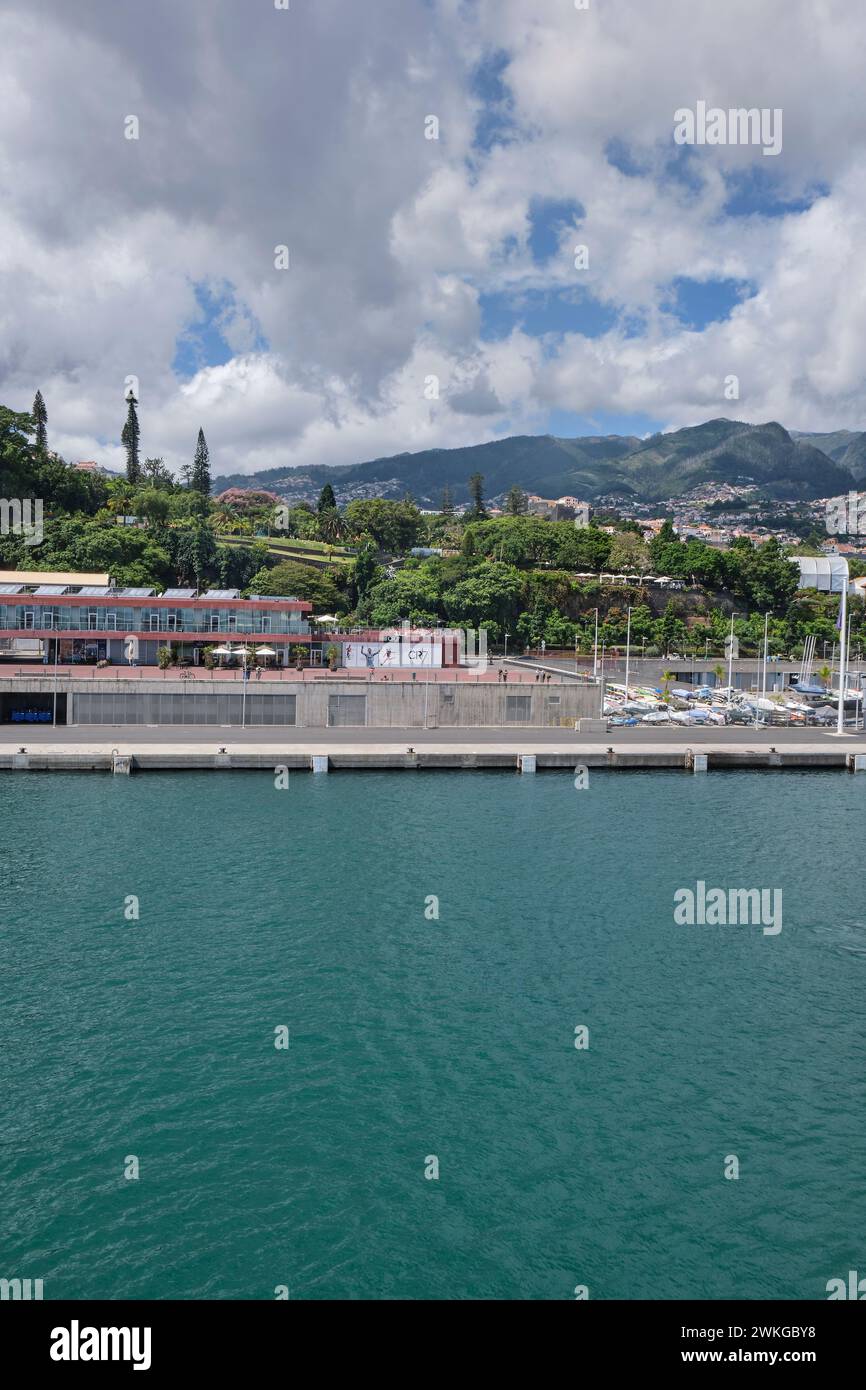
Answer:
[1, 769, 864, 1301]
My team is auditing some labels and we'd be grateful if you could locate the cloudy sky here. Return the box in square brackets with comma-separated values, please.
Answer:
[1, 0, 865, 477]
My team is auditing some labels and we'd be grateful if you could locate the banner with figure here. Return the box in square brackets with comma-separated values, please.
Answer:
[343, 641, 442, 669]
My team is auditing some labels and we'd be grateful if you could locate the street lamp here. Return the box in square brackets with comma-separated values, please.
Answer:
[504, 631, 510, 661]
[624, 606, 633, 699]
[726, 612, 737, 695]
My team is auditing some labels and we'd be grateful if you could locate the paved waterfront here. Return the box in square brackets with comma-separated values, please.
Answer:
[1, 724, 863, 748]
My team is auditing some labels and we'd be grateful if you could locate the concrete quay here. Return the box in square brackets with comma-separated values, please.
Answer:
[2, 730, 866, 774]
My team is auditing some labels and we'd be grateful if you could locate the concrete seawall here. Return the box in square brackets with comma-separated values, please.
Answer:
[0, 675, 599, 729]
[3, 739, 866, 773]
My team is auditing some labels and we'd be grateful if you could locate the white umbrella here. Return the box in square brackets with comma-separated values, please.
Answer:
[314, 614, 340, 625]
[255, 645, 276, 656]
[212, 644, 234, 656]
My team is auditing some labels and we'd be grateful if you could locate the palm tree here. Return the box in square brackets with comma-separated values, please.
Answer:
[818, 664, 832, 690]
[319, 508, 346, 543]
[661, 670, 674, 703]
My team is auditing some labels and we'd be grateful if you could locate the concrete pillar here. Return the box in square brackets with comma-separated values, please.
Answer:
[311, 755, 329, 773]
[849, 754, 866, 772]
[692, 753, 708, 773]
[518, 754, 537, 773]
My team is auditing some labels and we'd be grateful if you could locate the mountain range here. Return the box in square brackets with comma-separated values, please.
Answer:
[212, 418, 866, 508]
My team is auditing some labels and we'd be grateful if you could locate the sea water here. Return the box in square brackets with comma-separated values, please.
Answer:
[1, 770, 863, 1300]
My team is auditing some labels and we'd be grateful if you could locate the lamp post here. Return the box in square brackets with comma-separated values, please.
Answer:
[726, 612, 736, 695]
[52, 631, 59, 727]
[504, 631, 510, 661]
[599, 640, 606, 717]
[240, 646, 250, 729]
[592, 607, 599, 679]
[837, 578, 848, 736]
[624, 606, 633, 700]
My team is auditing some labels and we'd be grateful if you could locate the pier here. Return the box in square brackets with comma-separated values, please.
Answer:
[2, 726, 866, 772]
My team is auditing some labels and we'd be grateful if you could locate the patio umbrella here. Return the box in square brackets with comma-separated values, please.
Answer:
[255, 646, 277, 656]
[212, 645, 235, 656]
[314, 614, 340, 626]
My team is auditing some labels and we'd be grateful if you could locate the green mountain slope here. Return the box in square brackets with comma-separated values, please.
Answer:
[793, 429, 866, 483]
[212, 418, 855, 506]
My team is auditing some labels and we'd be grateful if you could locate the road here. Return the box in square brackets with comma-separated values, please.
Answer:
[2, 724, 864, 748]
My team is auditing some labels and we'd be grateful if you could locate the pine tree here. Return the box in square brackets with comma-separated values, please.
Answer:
[505, 484, 527, 516]
[317, 482, 336, 513]
[468, 471, 487, 519]
[121, 392, 141, 484]
[32, 390, 48, 452]
[190, 428, 211, 498]
[440, 484, 454, 517]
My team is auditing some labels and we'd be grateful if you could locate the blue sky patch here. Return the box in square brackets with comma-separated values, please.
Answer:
[664, 275, 756, 329]
[528, 197, 585, 265]
[605, 138, 647, 178]
[470, 49, 518, 152]
[172, 282, 267, 378]
[480, 287, 616, 341]
[721, 167, 830, 218]
[546, 407, 661, 440]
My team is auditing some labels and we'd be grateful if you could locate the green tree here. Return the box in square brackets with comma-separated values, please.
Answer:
[317, 483, 337, 513]
[505, 484, 528, 516]
[319, 508, 346, 543]
[343, 499, 421, 552]
[121, 392, 141, 485]
[171, 524, 218, 588]
[190, 428, 211, 501]
[656, 601, 687, 656]
[142, 456, 174, 488]
[32, 389, 47, 452]
[248, 559, 343, 610]
[440, 484, 455, 518]
[468, 471, 487, 520]
[352, 542, 379, 598]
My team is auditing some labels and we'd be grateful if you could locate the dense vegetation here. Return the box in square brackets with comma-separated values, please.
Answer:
[1, 397, 862, 658]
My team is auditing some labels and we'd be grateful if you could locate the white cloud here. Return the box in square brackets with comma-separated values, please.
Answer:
[1, 0, 866, 478]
